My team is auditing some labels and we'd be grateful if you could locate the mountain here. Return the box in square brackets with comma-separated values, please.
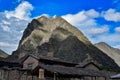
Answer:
[95, 42, 120, 67]
[0, 49, 8, 58]
[9, 16, 120, 71]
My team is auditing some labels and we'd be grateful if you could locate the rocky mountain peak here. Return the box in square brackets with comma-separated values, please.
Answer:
[9, 16, 120, 71]
[19, 16, 91, 49]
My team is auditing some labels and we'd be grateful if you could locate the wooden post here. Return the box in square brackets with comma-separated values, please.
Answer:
[7, 70, 9, 80]
[32, 75, 33, 80]
[39, 68, 45, 80]
[1, 70, 4, 80]
[0, 70, 3, 80]
[91, 77, 93, 80]
[83, 76, 84, 80]
[80, 77, 81, 80]
[95, 76, 96, 80]
[54, 72, 56, 80]
[25, 72, 28, 80]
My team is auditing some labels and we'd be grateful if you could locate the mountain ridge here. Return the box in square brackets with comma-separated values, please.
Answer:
[9, 16, 120, 71]
[95, 42, 120, 66]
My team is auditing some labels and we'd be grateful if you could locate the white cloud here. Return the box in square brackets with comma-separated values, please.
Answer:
[62, 9, 99, 27]
[96, 34, 120, 43]
[84, 9, 99, 18]
[62, 9, 108, 36]
[1, 5, 120, 54]
[0, 42, 18, 54]
[102, 8, 120, 22]
[5, 1, 33, 20]
[1, 25, 10, 32]
[87, 26, 109, 35]
[113, 45, 120, 49]
[115, 27, 120, 33]
[62, 9, 120, 50]
[0, 23, 10, 32]
[0, 1, 34, 54]
[34, 14, 50, 19]
[62, 11, 87, 26]
[0, 42, 17, 47]
[2, 20, 10, 25]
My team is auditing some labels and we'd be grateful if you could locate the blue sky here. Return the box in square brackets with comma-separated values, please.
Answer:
[0, 0, 120, 54]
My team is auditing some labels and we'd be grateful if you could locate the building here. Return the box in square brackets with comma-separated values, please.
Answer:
[0, 54, 118, 80]
[21, 54, 107, 80]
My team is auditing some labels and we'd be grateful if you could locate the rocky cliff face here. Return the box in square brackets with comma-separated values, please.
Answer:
[95, 42, 120, 67]
[0, 49, 8, 58]
[10, 16, 120, 71]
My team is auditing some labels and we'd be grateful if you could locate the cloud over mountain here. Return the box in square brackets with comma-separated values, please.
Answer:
[5, 1, 33, 20]
[0, 0, 120, 54]
[0, 1, 33, 54]
[62, 9, 120, 49]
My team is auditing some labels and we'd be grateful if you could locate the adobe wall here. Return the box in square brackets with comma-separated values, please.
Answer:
[23, 56, 39, 69]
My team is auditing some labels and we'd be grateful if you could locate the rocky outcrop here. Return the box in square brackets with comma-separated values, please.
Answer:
[95, 42, 120, 66]
[9, 16, 120, 71]
[0, 49, 8, 58]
